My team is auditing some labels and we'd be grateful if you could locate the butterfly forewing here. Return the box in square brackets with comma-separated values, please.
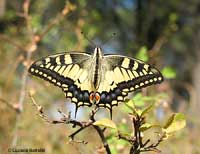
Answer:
[28, 52, 94, 110]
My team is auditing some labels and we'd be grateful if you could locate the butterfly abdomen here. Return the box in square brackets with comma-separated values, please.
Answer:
[93, 53, 99, 89]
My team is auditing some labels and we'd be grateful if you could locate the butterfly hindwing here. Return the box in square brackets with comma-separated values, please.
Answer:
[96, 55, 163, 111]
[28, 52, 93, 112]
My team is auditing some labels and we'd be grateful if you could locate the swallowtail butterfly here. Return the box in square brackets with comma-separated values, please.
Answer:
[29, 47, 163, 117]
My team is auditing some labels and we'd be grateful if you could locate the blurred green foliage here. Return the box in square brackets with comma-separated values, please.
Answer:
[162, 66, 176, 79]
[136, 46, 148, 62]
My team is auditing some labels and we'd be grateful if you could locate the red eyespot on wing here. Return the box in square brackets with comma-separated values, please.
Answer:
[89, 93, 95, 103]
[95, 93, 100, 103]
[89, 92, 100, 104]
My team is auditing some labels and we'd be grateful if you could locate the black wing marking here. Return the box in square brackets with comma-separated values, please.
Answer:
[96, 55, 163, 117]
[28, 52, 93, 116]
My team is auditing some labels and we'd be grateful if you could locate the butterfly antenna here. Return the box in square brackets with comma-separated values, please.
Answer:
[81, 31, 96, 47]
[102, 32, 117, 48]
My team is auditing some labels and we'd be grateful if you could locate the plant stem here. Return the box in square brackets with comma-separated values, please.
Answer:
[93, 125, 111, 154]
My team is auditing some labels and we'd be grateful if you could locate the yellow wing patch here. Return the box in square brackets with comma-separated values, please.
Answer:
[121, 58, 130, 68]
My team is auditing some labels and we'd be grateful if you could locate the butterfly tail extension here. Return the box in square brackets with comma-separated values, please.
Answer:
[109, 108, 113, 120]
[74, 105, 79, 118]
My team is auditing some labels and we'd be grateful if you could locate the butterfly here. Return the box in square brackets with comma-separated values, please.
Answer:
[28, 47, 163, 118]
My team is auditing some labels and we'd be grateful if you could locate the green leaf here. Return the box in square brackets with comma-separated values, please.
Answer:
[136, 46, 149, 62]
[161, 66, 176, 79]
[125, 99, 135, 110]
[139, 123, 152, 131]
[140, 124, 161, 132]
[135, 109, 143, 116]
[163, 113, 186, 134]
[123, 99, 138, 114]
[141, 104, 154, 116]
[110, 146, 118, 154]
[93, 118, 117, 129]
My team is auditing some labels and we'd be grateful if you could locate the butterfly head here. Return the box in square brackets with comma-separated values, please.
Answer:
[93, 47, 103, 59]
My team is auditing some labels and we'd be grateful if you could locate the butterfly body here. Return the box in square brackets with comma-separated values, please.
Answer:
[29, 47, 163, 117]
[90, 47, 103, 90]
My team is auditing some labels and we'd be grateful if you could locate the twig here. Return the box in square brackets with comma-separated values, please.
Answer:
[118, 133, 136, 144]
[149, 35, 167, 58]
[11, 0, 32, 146]
[68, 124, 90, 140]
[66, 108, 99, 140]
[0, 98, 18, 111]
[88, 107, 111, 154]
[9, 0, 76, 147]
[141, 133, 165, 153]
[93, 125, 111, 154]
[38, 1, 76, 41]
[118, 113, 164, 154]
[29, 92, 112, 153]
[29, 93, 82, 125]
[29, 92, 91, 136]
[68, 139, 88, 144]
[29, 93, 91, 144]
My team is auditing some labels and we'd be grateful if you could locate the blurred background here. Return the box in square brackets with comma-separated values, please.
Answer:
[0, 0, 199, 154]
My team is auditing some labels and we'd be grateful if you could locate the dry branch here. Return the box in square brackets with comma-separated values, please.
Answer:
[29, 92, 111, 153]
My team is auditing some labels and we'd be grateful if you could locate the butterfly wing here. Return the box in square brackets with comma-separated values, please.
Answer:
[96, 55, 163, 112]
[29, 51, 164, 118]
[28, 52, 94, 113]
